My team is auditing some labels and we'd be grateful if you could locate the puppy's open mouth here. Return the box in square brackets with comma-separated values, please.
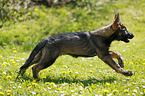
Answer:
[123, 39, 130, 43]
[124, 34, 134, 43]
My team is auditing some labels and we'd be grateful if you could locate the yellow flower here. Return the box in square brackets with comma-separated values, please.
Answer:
[56, 18, 58, 21]
[45, 82, 51, 85]
[124, 89, 129, 93]
[22, 53, 25, 55]
[22, 25, 26, 28]
[104, 89, 109, 93]
[57, 88, 61, 91]
[28, 12, 31, 15]
[113, 89, 118, 93]
[0, 86, 2, 89]
[7, 93, 12, 96]
[50, 82, 55, 86]
[28, 86, 32, 88]
[143, 63, 145, 65]
[0, 55, 3, 59]
[61, 71, 66, 74]
[124, 61, 126, 64]
[34, 8, 38, 11]
[13, 50, 17, 53]
[18, 76, 21, 78]
[14, 11, 17, 14]
[89, 70, 93, 73]
[6, 76, 12, 79]
[3, 43, 7, 46]
[2, 64, 6, 66]
[7, 90, 11, 93]
[50, 78, 54, 80]
[13, 47, 16, 50]
[2, 72, 6, 75]
[43, 76, 46, 79]
[88, 23, 91, 26]
[129, 62, 133, 64]
[0, 92, 4, 95]
[75, 74, 78, 77]
[106, 83, 110, 86]
[32, 83, 38, 86]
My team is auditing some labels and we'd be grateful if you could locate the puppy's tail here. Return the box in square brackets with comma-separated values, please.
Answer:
[20, 38, 48, 69]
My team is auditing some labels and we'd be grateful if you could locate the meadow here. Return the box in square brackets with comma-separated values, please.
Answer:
[0, 0, 145, 95]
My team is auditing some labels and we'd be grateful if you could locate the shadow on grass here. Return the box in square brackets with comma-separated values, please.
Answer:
[17, 74, 116, 87]
[42, 76, 116, 87]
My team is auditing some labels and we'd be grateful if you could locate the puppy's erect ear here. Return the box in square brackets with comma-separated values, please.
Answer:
[112, 13, 121, 30]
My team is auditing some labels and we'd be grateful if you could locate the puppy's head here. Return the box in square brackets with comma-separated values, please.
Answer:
[112, 13, 134, 43]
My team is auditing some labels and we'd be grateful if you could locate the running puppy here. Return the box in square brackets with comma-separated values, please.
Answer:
[19, 13, 134, 79]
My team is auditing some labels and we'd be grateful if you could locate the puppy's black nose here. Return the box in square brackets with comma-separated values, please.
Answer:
[128, 33, 134, 39]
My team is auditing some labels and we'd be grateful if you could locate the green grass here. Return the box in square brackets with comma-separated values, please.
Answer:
[0, 0, 145, 95]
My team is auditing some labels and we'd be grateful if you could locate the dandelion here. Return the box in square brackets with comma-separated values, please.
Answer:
[75, 74, 78, 77]
[42, 76, 46, 79]
[0, 92, 4, 95]
[143, 63, 145, 65]
[34, 8, 38, 11]
[89, 70, 93, 73]
[88, 23, 91, 26]
[50, 78, 55, 80]
[104, 89, 109, 93]
[28, 12, 31, 15]
[124, 89, 129, 93]
[56, 18, 58, 21]
[129, 62, 133, 64]
[22, 53, 25, 55]
[2, 72, 6, 75]
[0, 86, 2, 89]
[2, 64, 6, 66]
[13, 50, 17, 53]
[32, 83, 38, 86]
[113, 89, 118, 93]
[3, 43, 7, 46]
[6, 76, 12, 79]
[57, 88, 61, 91]
[22, 25, 26, 28]
[106, 83, 110, 86]
[33, 79, 37, 82]
[15, 63, 19, 66]
[7, 93, 12, 96]
[18, 76, 21, 78]
[0, 55, 3, 59]
[124, 61, 126, 64]
[61, 71, 66, 74]
[28, 86, 32, 88]
[7, 90, 11, 93]
[45, 82, 50, 85]
[17, 57, 21, 60]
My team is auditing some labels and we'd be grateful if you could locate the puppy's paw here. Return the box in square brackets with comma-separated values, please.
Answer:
[123, 71, 134, 76]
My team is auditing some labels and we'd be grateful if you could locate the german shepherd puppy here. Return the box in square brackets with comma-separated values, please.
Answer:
[19, 13, 134, 79]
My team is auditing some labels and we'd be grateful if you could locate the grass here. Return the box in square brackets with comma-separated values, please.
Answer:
[0, 0, 145, 95]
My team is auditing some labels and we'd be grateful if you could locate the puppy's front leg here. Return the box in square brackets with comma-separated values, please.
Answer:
[99, 54, 133, 76]
[109, 51, 124, 68]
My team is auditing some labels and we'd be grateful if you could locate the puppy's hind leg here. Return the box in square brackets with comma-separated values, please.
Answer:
[19, 51, 42, 74]
[32, 47, 59, 79]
